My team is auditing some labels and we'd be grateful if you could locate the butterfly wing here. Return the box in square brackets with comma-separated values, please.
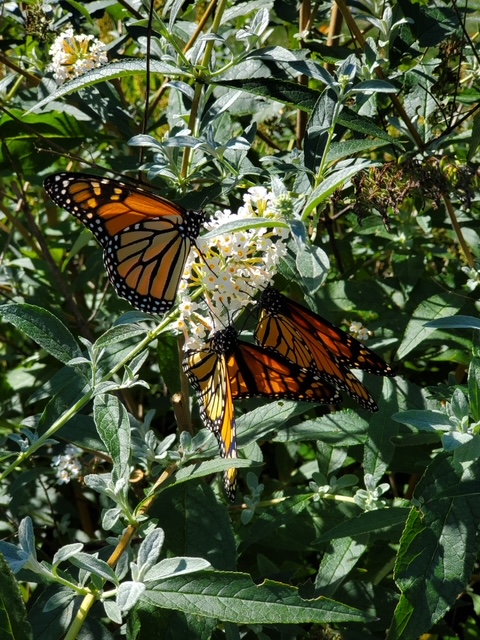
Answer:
[257, 287, 394, 411]
[44, 173, 205, 314]
[183, 325, 340, 500]
[228, 340, 342, 405]
[284, 294, 395, 376]
[182, 342, 237, 500]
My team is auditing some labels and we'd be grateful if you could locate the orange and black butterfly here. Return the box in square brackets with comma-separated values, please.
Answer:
[183, 324, 342, 499]
[256, 286, 395, 412]
[44, 173, 205, 314]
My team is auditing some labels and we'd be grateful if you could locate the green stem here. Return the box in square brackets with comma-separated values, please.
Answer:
[64, 593, 97, 640]
[313, 93, 344, 189]
[180, 0, 229, 180]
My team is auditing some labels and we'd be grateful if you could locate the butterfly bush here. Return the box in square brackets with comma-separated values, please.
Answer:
[48, 28, 107, 84]
[176, 186, 290, 350]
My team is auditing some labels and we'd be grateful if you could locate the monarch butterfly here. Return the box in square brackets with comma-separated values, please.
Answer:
[183, 324, 342, 499]
[44, 173, 205, 314]
[256, 286, 395, 412]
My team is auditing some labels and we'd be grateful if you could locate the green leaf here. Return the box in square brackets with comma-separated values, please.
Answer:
[396, 0, 458, 47]
[390, 453, 480, 639]
[52, 544, 84, 569]
[326, 138, 392, 163]
[215, 78, 320, 112]
[201, 217, 289, 240]
[295, 243, 330, 295]
[246, 48, 335, 85]
[318, 508, 410, 542]
[315, 537, 367, 597]
[144, 558, 212, 582]
[93, 394, 131, 483]
[237, 401, 312, 448]
[273, 410, 368, 446]
[424, 315, 480, 331]
[396, 293, 463, 359]
[392, 409, 453, 431]
[337, 107, 399, 142]
[304, 87, 337, 174]
[32, 60, 186, 113]
[149, 482, 237, 572]
[143, 571, 373, 624]
[0, 552, 33, 640]
[222, 1, 274, 23]
[94, 325, 149, 350]
[69, 552, 119, 585]
[170, 457, 253, 489]
[303, 161, 374, 218]
[0, 304, 81, 364]
[362, 378, 400, 481]
[349, 80, 397, 94]
[469, 357, 480, 422]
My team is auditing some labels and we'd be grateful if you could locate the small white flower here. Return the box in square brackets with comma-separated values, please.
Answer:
[357, 327, 370, 342]
[51, 445, 83, 484]
[349, 321, 363, 334]
[349, 321, 370, 342]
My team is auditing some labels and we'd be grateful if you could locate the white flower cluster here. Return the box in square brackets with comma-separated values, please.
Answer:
[51, 445, 83, 484]
[349, 320, 371, 342]
[48, 28, 107, 84]
[176, 186, 290, 350]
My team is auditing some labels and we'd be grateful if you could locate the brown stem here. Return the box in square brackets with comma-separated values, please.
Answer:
[325, 1, 343, 74]
[296, 1, 311, 148]
[443, 193, 475, 267]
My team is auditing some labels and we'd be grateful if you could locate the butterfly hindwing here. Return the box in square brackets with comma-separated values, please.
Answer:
[257, 287, 395, 412]
[183, 333, 238, 500]
[44, 172, 205, 314]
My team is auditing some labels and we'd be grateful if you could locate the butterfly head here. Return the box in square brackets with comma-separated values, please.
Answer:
[211, 325, 238, 356]
[260, 285, 284, 315]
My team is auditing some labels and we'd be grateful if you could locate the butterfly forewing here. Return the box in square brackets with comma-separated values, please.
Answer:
[44, 172, 205, 314]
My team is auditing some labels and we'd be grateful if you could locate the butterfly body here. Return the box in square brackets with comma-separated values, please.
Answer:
[44, 173, 205, 314]
[256, 286, 395, 412]
[183, 324, 341, 499]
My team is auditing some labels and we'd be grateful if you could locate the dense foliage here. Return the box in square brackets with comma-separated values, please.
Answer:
[1, 1, 480, 638]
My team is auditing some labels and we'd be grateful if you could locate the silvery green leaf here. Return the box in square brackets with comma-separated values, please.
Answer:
[52, 543, 84, 568]
[117, 581, 146, 612]
[43, 590, 76, 613]
[0, 543, 29, 573]
[144, 557, 212, 582]
[103, 600, 123, 624]
[84, 474, 110, 493]
[69, 553, 119, 585]
[137, 529, 165, 577]
[18, 517, 36, 558]
[102, 508, 122, 531]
